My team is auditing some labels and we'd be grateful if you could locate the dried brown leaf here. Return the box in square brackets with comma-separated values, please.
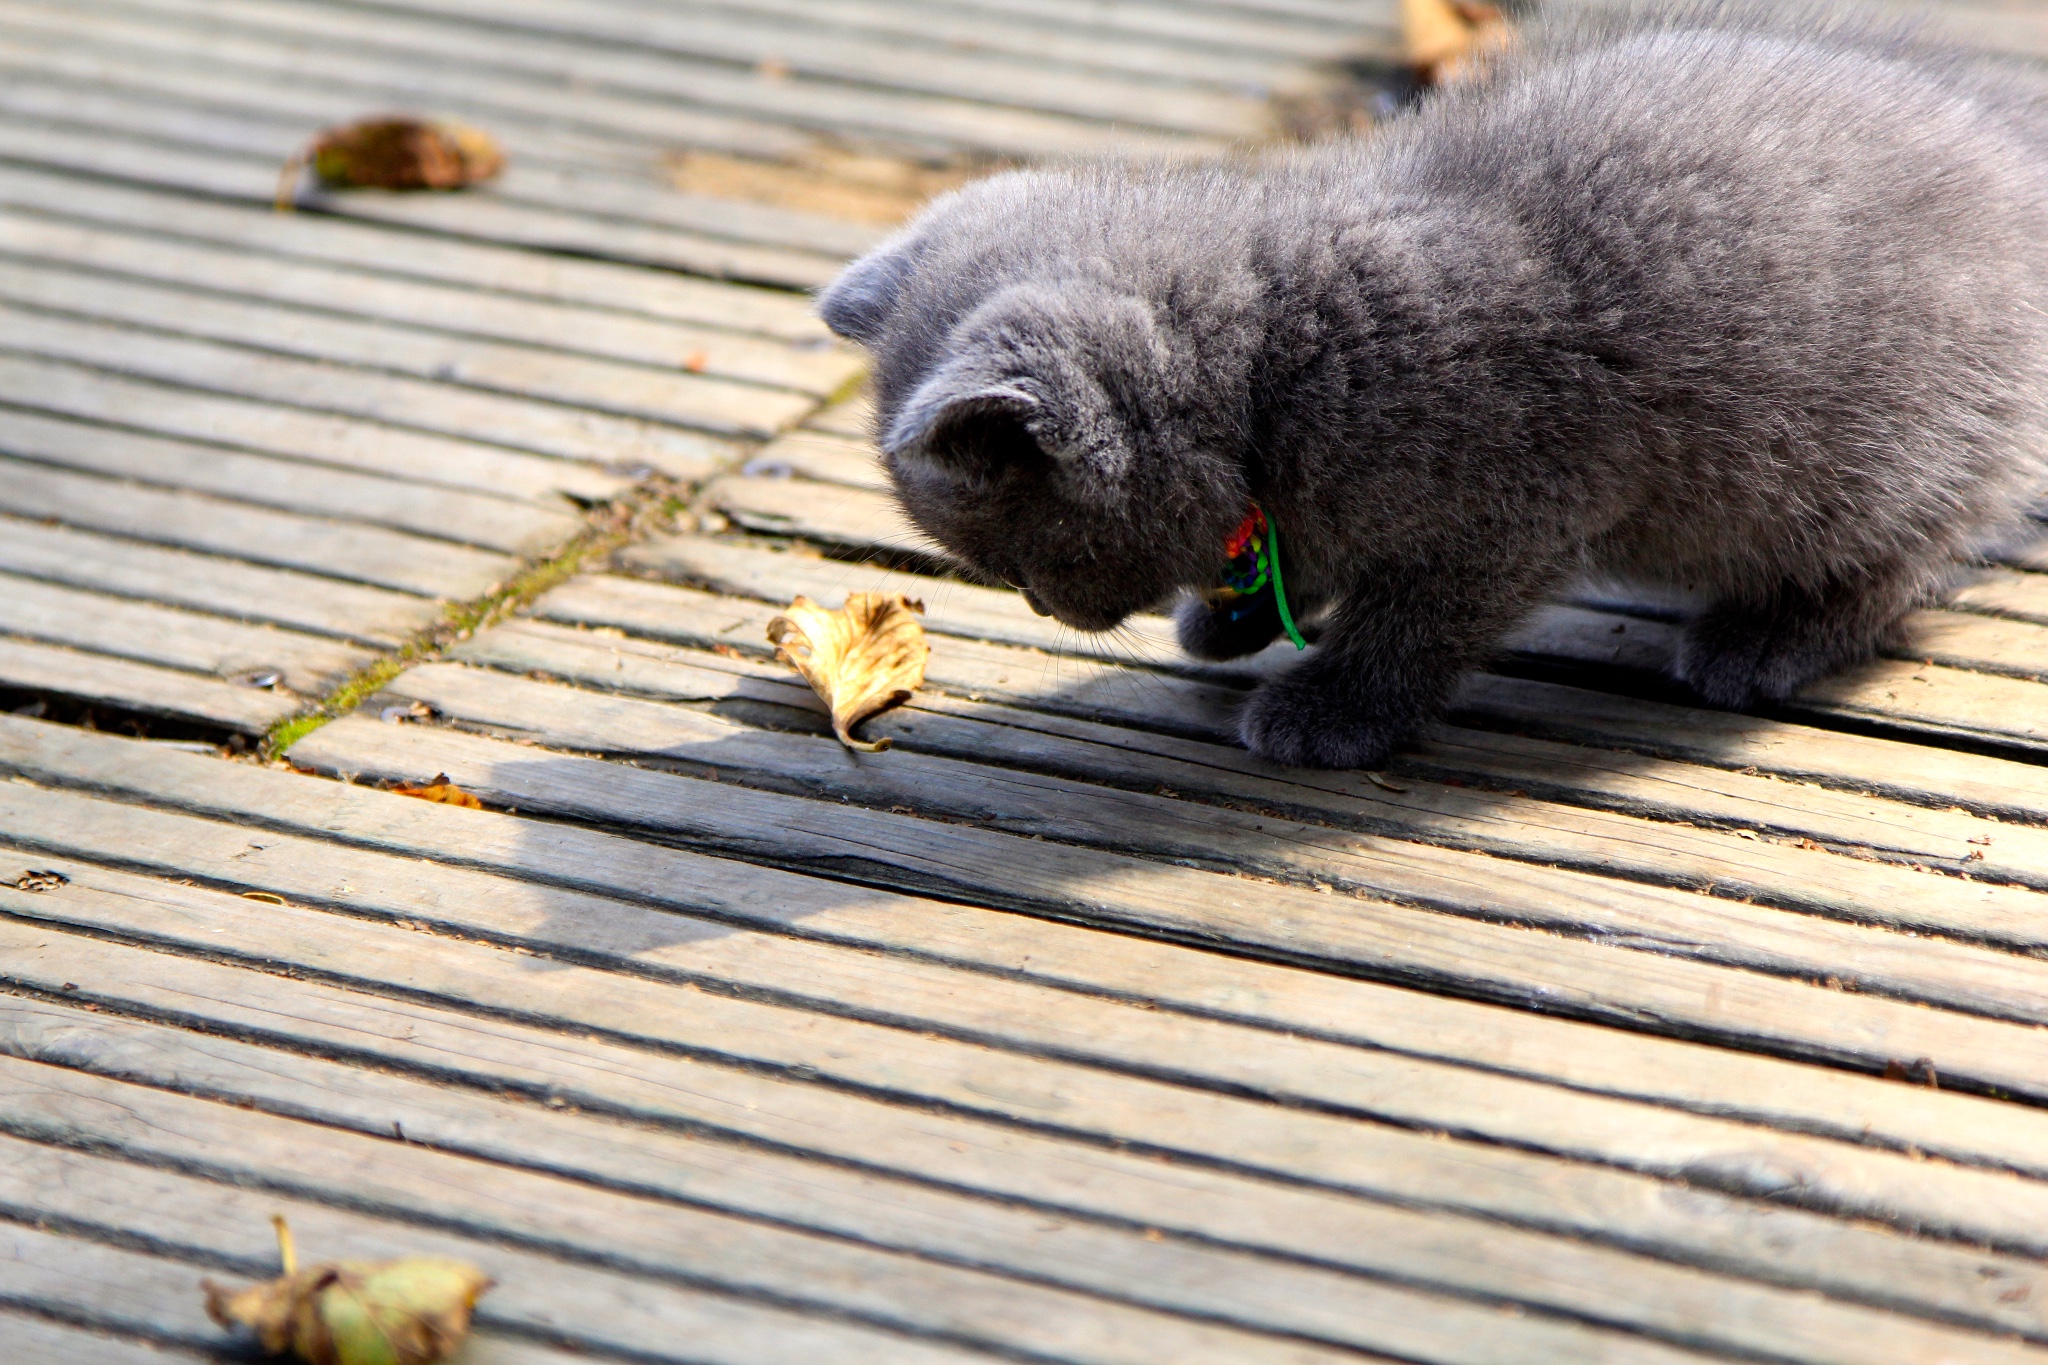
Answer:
[204, 1216, 492, 1365]
[1401, 0, 1509, 85]
[389, 774, 484, 809]
[767, 593, 928, 752]
[278, 117, 504, 209]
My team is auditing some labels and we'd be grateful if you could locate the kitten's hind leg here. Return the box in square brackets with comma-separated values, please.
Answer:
[1676, 564, 1928, 709]
[1177, 589, 1284, 661]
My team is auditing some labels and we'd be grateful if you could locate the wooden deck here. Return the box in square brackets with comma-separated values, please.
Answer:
[8, 1, 2048, 1362]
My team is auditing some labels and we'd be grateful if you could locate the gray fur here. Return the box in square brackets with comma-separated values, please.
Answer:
[816, 2, 2048, 768]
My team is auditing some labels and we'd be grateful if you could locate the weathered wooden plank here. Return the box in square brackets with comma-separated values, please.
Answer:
[0, 1310, 212, 1365]
[574, 0, 1309, 89]
[0, 352, 627, 504]
[460, 619, 2048, 924]
[0, 1129, 925, 1358]
[1457, 671, 2048, 819]
[741, 429, 888, 488]
[0, 638, 299, 730]
[291, 714, 2048, 1104]
[387, 659, 2048, 1020]
[805, 392, 876, 439]
[1509, 605, 2048, 754]
[634, 530, 2048, 824]
[0, 0, 815, 160]
[10, 875, 2048, 1364]
[867, 0, 1367, 57]
[60, 0, 1179, 160]
[0, 406, 577, 555]
[540, 566, 2048, 854]
[623, 533, 1191, 667]
[536, 574, 1249, 736]
[708, 473, 933, 557]
[255, 0, 1272, 135]
[0, 1043, 1393, 1365]
[0, 458, 517, 600]
[12, 711, 2048, 1189]
[0, 105, 844, 287]
[0, 516, 438, 646]
[0, 573, 368, 694]
[8, 987, 2025, 1365]
[0, 167, 828, 339]
[0, 2, 910, 261]
[0, 210, 862, 396]
[0, 294, 774, 464]
[21, 780, 2048, 1293]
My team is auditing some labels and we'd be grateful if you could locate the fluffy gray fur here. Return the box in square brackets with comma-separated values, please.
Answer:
[817, 2, 2048, 769]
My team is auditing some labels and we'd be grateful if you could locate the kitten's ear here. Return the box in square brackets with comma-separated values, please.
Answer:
[883, 376, 1042, 465]
[815, 238, 918, 344]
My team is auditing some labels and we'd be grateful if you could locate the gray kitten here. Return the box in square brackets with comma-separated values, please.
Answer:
[817, 2, 2048, 769]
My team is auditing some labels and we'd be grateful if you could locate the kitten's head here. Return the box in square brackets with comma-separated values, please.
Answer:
[816, 168, 1262, 631]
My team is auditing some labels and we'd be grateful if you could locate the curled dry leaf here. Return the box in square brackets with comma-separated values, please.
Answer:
[1401, 0, 1509, 85]
[204, 1216, 493, 1365]
[767, 592, 928, 752]
[277, 117, 504, 209]
[389, 774, 484, 809]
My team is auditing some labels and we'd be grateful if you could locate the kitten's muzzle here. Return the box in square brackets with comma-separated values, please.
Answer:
[1021, 588, 1053, 617]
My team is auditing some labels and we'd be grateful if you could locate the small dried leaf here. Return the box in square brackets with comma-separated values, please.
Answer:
[1401, 0, 1509, 84]
[767, 593, 928, 752]
[389, 774, 484, 809]
[204, 1218, 492, 1365]
[8, 869, 68, 892]
[278, 117, 504, 209]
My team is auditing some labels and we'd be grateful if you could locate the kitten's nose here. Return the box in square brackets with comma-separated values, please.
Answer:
[1022, 588, 1052, 617]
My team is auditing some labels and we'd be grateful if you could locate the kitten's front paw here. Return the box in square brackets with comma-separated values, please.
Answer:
[1236, 672, 1405, 770]
[1177, 591, 1282, 661]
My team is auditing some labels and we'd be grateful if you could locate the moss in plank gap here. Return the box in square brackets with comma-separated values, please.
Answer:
[259, 480, 679, 761]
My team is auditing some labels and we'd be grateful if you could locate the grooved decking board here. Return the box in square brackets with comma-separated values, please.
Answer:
[289, 714, 2048, 1105]
[0, 108, 846, 287]
[0, 406, 578, 554]
[0, 637, 300, 730]
[0, 572, 370, 694]
[0, 457, 517, 599]
[0, 1131, 887, 1365]
[0, 516, 440, 645]
[0, 211, 863, 395]
[205, 0, 1276, 136]
[0, 1310, 213, 1365]
[6, 841, 2048, 1362]
[53, 0, 1181, 160]
[7, 712, 2042, 1184]
[0, 301, 744, 469]
[0, 256, 810, 439]
[442, 623, 2048, 928]
[0, 353, 629, 504]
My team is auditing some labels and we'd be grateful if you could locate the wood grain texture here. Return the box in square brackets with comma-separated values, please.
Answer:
[7, 860, 2048, 1360]
[0, 210, 862, 395]
[0, 404, 577, 555]
[59, 0, 1179, 160]
[0, 351, 628, 504]
[0, 516, 440, 645]
[0, 637, 299, 730]
[286, 715, 2048, 1107]
[8, 710, 2042, 1187]
[0, 572, 369, 693]
[0, 1123, 940, 1365]
[0, 457, 517, 599]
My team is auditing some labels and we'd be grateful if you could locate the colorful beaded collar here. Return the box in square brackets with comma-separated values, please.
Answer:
[1216, 504, 1307, 650]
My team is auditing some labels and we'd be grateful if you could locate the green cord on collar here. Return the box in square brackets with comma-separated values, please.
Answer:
[1264, 508, 1308, 650]
[1218, 503, 1308, 651]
